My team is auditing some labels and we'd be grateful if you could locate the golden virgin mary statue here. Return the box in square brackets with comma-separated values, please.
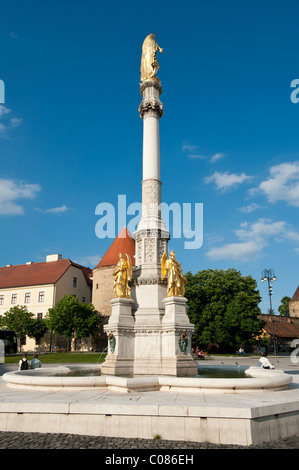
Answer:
[113, 253, 133, 299]
[140, 33, 163, 82]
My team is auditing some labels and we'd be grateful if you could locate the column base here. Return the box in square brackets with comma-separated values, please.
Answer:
[101, 296, 197, 378]
[161, 296, 197, 377]
[101, 297, 135, 377]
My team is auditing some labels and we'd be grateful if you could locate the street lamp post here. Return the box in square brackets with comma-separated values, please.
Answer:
[261, 269, 277, 356]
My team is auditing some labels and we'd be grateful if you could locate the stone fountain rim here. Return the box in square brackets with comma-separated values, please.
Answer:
[2, 365, 292, 393]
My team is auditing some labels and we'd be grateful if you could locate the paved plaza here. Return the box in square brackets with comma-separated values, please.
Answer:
[1, 355, 299, 449]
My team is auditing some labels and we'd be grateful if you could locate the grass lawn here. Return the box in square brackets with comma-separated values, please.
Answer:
[4, 353, 107, 365]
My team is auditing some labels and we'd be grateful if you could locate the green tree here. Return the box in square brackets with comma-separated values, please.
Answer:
[0, 305, 48, 351]
[46, 295, 99, 349]
[185, 268, 264, 352]
[278, 296, 291, 316]
[28, 318, 48, 343]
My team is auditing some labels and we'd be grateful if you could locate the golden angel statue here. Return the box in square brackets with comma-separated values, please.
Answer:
[113, 253, 133, 299]
[161, 251, 187, 297]
[140, 33, 163, 83]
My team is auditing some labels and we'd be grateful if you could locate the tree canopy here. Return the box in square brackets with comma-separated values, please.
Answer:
[0, 305, 48, 351]
[278, 296, 291, 316]
[185, 268, 264, 352]
[45, 295, 99, 343]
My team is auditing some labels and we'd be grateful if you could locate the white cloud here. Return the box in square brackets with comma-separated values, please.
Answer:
[235, 219, 286, 241]
[36, 205, 72, 215]
[73, 255, 102, 268]
[0, 106, 11, 118]
[0, 123, 7, 133]
[0, 178, 41, 215]
[182, 144, 226, 163]
[10, 117, 23, 128]
[205, 171, 252, 191]
[210, 152, 225, 163]
[182, 144, 197, 152]
[0, 105, 22, 136]
[239, 203, 261, 214]
[207, 240, 262, 261]
[255, 161, 299, 207]
[182, 144, 207, 159]
[207, 218, 299, 262]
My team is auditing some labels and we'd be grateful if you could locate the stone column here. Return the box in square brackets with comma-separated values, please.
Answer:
[134, 79, 170, 271]
[131, 79, 170, 375]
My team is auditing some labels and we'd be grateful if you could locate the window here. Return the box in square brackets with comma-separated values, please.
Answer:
[0, 295, 4, 305]
[11, 294, 17, 304]
[73, 277, 77, 288]
[82, 297, 86, 303]
[24, 292, 31, 304]
[38, 291, 45, 303]
[37, 312, 43, 320]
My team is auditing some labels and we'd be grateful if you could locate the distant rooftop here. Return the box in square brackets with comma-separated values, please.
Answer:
[94, 228, 135, 269]
[291, 286, 299, 302]
[259, 314, 299, 338]
[0, 255, 92, 288]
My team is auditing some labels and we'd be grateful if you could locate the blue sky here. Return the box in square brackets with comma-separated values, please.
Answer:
[1, 0, 299, 314]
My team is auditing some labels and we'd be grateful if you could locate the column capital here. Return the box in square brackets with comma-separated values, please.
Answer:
[139, 99, 164, 119]
[140, 78, 162, 95]
[139, 79, 163, 119]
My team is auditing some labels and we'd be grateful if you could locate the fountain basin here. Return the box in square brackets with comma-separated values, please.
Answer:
[2, 365, 292, 393]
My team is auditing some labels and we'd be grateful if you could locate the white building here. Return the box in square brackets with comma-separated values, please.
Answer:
[0, 254, 92, 351]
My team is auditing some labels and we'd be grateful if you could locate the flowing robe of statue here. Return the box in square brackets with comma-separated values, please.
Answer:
[140, 34, 163, 82]
[113, 253, 132, 298]
[162, 251, 187, 297]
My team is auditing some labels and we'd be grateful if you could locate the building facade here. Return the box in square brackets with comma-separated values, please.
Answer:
[0, 254, 92, 351]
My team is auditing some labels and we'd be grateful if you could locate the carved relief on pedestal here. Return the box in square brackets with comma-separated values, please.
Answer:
[136, 238, 143, 265]
[144, 238, 155, 262]
[158, 239, 167, 263]
[134, 228, 169, 267]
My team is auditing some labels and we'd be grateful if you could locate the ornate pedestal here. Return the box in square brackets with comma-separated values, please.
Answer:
[101, 297, 135, 377]
[161, 296, 197, 377]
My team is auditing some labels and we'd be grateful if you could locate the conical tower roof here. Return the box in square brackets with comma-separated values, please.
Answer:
[291, 286, 299, 302]
[94, 228, 135, 269]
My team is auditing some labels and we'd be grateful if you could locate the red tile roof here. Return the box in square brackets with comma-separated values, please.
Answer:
[0, 259, 92, 289]
[259, 314, 299, 338]
[95, 228, 135, 269]
[291, 286, 299, 302]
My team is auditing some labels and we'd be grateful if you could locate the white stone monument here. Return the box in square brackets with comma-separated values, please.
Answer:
[101, 34, 197, 377]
